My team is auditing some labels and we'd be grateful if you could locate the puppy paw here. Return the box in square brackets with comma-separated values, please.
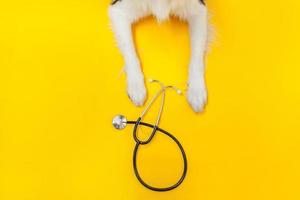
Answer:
[187, 77, 207, 112]
[126, 73, 146, 106]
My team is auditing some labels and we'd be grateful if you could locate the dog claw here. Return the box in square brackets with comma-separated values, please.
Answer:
[187, 78, 207, 113]
[126, 74, 146, 106]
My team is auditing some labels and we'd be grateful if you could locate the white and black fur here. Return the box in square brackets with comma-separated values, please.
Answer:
[109, 0, 208, 112]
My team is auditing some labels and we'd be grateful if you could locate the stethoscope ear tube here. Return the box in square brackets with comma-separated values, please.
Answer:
[129, 120, 188, 192]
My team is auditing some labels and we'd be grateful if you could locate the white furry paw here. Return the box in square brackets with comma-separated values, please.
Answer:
[187, 77, 207, 112]
[126, 73, 146, 106]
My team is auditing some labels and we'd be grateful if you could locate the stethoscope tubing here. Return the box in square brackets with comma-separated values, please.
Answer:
[127, 120, 188, 192]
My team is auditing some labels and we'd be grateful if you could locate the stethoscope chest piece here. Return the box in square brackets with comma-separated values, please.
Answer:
[112, 115, 127, 130]
[112, 79, 187, 192]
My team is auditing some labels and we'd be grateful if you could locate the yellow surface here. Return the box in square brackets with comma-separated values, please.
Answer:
[1, 0, 300, 199]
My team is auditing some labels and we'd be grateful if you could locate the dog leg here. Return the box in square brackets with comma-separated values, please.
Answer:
[187, 3, 208, 112]
[109, 3, 146, 106]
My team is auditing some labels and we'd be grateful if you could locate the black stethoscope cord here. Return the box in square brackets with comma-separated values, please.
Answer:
[128, 120, 188, 192]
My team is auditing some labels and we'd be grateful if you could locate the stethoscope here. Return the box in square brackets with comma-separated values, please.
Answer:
[112, 79, 187, 192]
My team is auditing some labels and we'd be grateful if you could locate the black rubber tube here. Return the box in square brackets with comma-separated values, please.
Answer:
[127, 121, 188, 192]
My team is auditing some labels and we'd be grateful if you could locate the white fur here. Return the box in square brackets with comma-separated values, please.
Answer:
[109, 0, 208, 112]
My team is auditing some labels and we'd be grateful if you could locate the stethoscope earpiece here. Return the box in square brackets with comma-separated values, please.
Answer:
[112, 79, 187, 192]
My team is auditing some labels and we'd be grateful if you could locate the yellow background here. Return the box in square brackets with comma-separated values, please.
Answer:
[1, 0, 300, 199]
